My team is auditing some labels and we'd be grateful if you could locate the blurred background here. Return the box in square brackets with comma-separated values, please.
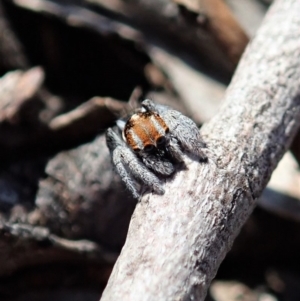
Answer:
[1, 0, 300, 300]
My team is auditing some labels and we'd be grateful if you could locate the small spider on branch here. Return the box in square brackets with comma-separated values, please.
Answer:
[106, 99, 207, 198]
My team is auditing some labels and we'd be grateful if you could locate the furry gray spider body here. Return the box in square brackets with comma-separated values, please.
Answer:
[106, 99, 206, 198]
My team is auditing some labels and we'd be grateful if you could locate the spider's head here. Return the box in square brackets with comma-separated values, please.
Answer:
[123, 110, 169, 154]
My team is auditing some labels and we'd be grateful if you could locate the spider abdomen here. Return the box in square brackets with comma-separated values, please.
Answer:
[124, 111, 168, 152]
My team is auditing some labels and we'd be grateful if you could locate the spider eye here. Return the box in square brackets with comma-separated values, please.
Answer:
[144, 144, 155, 152]
[156, 136, 166, 145]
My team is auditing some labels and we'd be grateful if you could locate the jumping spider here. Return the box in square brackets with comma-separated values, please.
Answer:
[106, 99, 207, 199]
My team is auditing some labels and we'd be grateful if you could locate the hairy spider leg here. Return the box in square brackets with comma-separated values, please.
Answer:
[106, 128, 165, 198]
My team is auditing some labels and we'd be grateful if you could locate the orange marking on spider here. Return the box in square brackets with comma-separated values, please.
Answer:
[124, 112, 169, 151]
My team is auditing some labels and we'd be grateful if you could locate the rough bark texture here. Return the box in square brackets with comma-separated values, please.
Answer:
[36, 134, 136, 249]
[100, 1, 300, 300]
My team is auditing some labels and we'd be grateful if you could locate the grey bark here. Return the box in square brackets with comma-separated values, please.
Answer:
[100, 0, 300, 300]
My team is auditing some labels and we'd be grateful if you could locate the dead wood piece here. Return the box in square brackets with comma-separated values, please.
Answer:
[147, 46, 226, 123]
[13, 0, 234, 78]
[49, 96, 130, 134]
[84, 0, 234, 79]
[0, 67, 44, 124]
[36, 134, 136, 249]
[198, 0, 249, 65]
[0, 78, 129, 155]
[210, 280, 264, 301]
[13, 0, 141, 40]
[1, 222, 116, 259]
[174, 0, 249, 65]
[0, 221, 115, 297]
[100, 0, 300, 300]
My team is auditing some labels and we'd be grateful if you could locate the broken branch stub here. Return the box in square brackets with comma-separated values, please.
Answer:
[101, 0, 300, 300]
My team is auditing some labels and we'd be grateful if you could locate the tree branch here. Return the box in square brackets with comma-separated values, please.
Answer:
[100, 0, 300, 300]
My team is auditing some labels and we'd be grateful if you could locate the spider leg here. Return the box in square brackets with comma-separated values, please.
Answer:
[167, 135, 185, 162]
[106, 127, 124, 151]
[106, 128, 165, 198]
[160, 109, 207, 160]
[114, 158, 141, 199]
[115, 147, 165, 196]
[140, 153, 175, 175]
